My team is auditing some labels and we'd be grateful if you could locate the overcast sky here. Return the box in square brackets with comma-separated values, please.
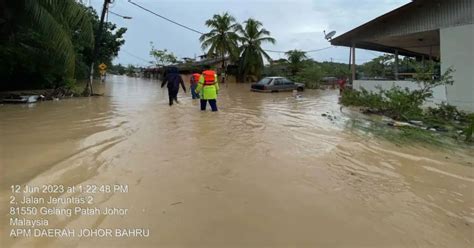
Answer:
[89, 0, 410, 66]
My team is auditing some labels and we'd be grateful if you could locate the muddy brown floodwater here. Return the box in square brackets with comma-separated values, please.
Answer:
[1, 75, 473, 248]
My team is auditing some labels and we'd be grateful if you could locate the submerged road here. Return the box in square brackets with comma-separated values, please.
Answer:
[1, 75, 473, 247]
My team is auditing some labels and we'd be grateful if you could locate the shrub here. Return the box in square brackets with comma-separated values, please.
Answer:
[291, 64, 322, 89]
[380, 87, 424, 120]
[464, 114, 474, 142]
[426, 103, 463, 121]
[340, 88, 385, 111]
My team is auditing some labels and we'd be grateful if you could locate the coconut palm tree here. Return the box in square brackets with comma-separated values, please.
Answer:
[236, 18, 276, 81]
[200, 12, 240, 70]
[2, 0, 93, 76]
[285, 50, 308, 76]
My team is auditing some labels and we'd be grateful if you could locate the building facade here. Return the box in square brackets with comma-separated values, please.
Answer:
[331, 0, 473, 112]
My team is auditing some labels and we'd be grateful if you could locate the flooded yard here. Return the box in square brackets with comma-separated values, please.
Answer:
[1, 75, 473, 247]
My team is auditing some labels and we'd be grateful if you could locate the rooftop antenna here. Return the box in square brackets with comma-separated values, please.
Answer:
[324, 30, 336, 41]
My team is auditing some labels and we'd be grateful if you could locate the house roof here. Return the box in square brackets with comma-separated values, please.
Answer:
[330, 0, 473, 58]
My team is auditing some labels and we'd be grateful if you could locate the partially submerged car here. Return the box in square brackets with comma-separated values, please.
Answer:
[251, 77, 305, 92]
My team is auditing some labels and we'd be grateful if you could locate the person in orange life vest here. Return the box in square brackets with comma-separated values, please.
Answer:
[190, 73, 201, 99]
[195, 68, 219, 111]
[161, 67, 186, 106]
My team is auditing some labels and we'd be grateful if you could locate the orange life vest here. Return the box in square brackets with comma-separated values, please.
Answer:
[192, 73, 201, 83]
[202, 70, 216, 85]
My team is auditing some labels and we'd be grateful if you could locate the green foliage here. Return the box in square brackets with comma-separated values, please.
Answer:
[380, 86, 423, 120]
[359, 54, 394, 78]
[426, 103, 464, 122]
[76, 6, 127, 79]
[340, 88, 385, 109]
[413, 61, 453, 91]
[237, 18, 276, 80]
[125, 65, 138, 77]
[200, 12, 240, 65]
[109, 64, 126, 75]
[0, 1, 126, 91]
[291, 64, 323, 89]
[318, 61, 350, 78]
[263, 59, 349, 88]
[425, 104, 474, 142]
[285, 50, 307, 76]
[342, 61, 455, 121]
[359, 54, 421, 79]
[341, 64, 472, 143]
[263, 63, 288, 77]
[24, 0, 94, 76]
[464, 114, 474, 142]
[149, 42, 177, 67]
[199, 14, 277, 81]
[94, 21, 127, 66]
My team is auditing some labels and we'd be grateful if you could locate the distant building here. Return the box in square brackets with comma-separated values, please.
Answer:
[143, 56, 233, 79]
[331, 0, 473, 112]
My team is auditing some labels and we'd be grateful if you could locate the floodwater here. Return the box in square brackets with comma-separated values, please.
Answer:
[0, 75, 473, 248]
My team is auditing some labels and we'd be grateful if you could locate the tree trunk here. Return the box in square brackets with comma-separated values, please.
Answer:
[221, 55, 225, 73]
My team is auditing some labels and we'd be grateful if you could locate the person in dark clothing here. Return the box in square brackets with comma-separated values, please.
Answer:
[161, 67, 186, 106]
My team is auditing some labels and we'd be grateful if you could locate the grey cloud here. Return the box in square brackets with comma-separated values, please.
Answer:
[91, 0, 409, 65]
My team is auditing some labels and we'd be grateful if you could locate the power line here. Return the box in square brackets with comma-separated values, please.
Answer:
[264, 49, 287, 53]
[305, 46, 334, 53]
[127, 0, 336, 55]
[263, 46, 334, 54]
[109, 10, 132, 19]
[121, 49, 151, 63]
[127, 0, 204, 35]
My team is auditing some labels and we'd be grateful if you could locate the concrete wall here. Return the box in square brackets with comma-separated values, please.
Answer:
[440, 24, 474, 112]
[353, 80, 447, 108]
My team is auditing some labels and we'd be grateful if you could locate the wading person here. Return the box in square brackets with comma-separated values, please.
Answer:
[195, 68, 219, 111]
[337, 77, 347, 95]
[190, 72, 201, 99]
[161, 67, 186, 106]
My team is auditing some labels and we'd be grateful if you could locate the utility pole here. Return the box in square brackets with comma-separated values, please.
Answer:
[84, 0, 110, 96]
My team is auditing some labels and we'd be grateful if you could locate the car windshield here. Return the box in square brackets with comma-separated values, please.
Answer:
[257, 78, 272, 85]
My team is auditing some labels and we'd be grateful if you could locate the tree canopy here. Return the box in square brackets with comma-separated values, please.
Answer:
[0, 0, 126, 91]
[237, 18, 276, 80]
[149, 42, 178, 67]
[200, 12, 240, 67]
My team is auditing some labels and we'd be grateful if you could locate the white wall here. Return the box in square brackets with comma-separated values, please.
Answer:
[440, 24, 474, 112]
[353, 80, 447, 108]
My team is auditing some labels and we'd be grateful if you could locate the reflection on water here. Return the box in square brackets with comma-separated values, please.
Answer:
[0, 75, 473, 247]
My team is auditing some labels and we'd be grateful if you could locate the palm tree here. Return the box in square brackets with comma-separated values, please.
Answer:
[200, 12, 240, 70]
[236, 18, 276, 81]
[285, 50, 307, 76]
[3, 0, 93, 76]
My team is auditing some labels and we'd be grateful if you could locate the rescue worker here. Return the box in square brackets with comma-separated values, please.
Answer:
[190, 72, 201, 99]
[161, 67, 186, 106]
[195, 68, 219, 111]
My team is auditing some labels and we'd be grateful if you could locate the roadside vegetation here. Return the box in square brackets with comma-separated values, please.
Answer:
[0, 0, 126, 94]
[340, 61, 473, 143]
[263, 50, 349, 89]
[142, 12, 349, 85]
[198, 13, 276, 82]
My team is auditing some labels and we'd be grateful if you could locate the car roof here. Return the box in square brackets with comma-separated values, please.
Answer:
[265, 76, 285, 79]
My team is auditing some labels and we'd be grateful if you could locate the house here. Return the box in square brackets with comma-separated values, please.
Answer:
[331, 0, 473, 112]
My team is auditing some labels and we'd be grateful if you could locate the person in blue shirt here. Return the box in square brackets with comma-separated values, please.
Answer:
[161, 67, 186, 106]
